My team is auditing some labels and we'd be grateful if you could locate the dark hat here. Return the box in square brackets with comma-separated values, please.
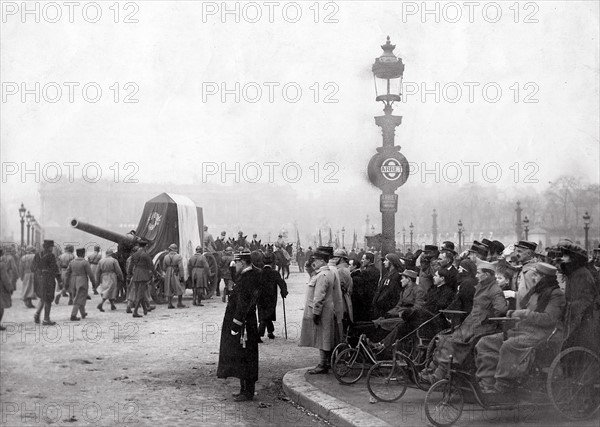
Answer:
[234, 249, 252, 261]
[424, 245, 438, 252]
[515, 240, 537, 251]
[481, 239, 492, 248]
[43, 240, 54, 248]
[385, 253, 403, 269]
[401, 269, 418, 279]
[138, 240, 148, 247]
[558, 241, 588, 261]
[440, 241, 457, 255]
[491, 240, 505, 254]
[76, 248, 85, 257]
[313, 246, 334, 260]
[195, 245, 202, 253]
[168, 244, 178, 251]
[536, 262, 557, 276]
[469, 241, 489, 257]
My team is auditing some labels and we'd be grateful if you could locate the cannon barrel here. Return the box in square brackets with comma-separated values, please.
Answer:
[70, 219, 143, 245]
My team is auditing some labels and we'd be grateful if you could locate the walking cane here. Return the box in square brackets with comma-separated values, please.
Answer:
[282, 296, 288, 340]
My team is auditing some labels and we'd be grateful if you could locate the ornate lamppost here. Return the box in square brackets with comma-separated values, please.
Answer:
[409, 222, 414, 250]
[583, 211, 591, 252]
[341, 226, 345, 249]
[367, 36, 409, 256]
[26, 210, 32, 245]
[515, 201, 523, 240]
[18, 203, 26, 249]
[458, 219, 463, 252]
[432, 209, 438, 245]
[402, 226, 406, 252]
[523, 216, 530, 240]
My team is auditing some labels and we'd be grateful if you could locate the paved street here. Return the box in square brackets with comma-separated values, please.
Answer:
[0, 270, 330, 427]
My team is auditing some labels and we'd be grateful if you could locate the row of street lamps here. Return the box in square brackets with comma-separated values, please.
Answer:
[18, 203, 42, 249]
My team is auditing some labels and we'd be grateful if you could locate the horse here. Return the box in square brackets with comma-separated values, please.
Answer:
[273, 246, 290, 279]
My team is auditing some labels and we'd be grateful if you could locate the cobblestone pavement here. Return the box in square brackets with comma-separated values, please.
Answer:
[1, 271, 331, 427]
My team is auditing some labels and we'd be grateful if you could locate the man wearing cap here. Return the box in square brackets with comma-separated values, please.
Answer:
[386, 269, 425, 318]
[371, 253, 403, 319]
[55, 244, 75, 305]
[128, 241, 158, 318]
[217, 249, 261, 402]
[96, 249, 124, 312]
[512, 240, 539, 308]
[163, 244, 186, 309]
[88, 245, 102, 294]
[19, 246, 37, 308]
[32, 240, 60, 325]
[421, 260, 507, 384]
[558, 241, 599, 354]
[438, 242, 458, 291]
[188, 246, 209, 306]
[219, 247, 235, 303]
[417, 245, 439, 294]
[331, 249, 353, 325]
[257, 252, 288, 340]
[66, 248, 96, 321]
[475, 262, 565, 396]
[214, 231, 227, 252]
[299, 246, 344, 374]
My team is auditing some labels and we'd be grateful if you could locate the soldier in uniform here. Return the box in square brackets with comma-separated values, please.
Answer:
[96, 248, 124, 312]
[0, 248, 15, 330]
[236, 232, 250, 249]
[87, 245, 102, 294]
[188, 246, 209, 306]
[55, 244, 75, 305]
[66, 248, 96, 321]
[250, 234, 261, 251]
[217, 249, 262, 401]
[296, 247, 306, 273]
[511, 241, 538, 308]
[163, 244, 187, 309]
[127, 240, 157, 318]
[0, 246, 18, 302]
[19, 245, 37, 308]
[219, 247, 235, 303]
[214, 231, 227, 252]
[33, 240, 61, 325]
[204, 226, 216, 252]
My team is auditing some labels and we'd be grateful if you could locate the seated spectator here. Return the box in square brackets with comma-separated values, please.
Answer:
[445, 259, 477, 327]
[475, 262, 565, 395]
[371, 254, 403, 319]
[420, 260, 507, 384]
[386, 269, 425, 318]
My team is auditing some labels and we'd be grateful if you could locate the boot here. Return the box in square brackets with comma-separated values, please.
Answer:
[97, 302, 105, 312]
[168, 297, 175, 309]
[176, 295, 187, 308]
[232, 379, 246, 397]
[24, 299, 35, 308]
[110, 301, 117, 311]
[54, 294, 61, 305]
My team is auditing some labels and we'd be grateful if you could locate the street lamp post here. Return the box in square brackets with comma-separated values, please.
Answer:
[523, 216, 530, 241]
[26, 210, 32, 245]
[18, 203, 26, 249]
[409, 222, 414, 250]
[515, 201, 523, 241]
[432, 209, 438, 245]
[458, 219, 463, 252]
[367, 36, 409, 257]
[402, 226, 406, 252]
[583, 211, 591, 252]
[341, 226, 345, 249]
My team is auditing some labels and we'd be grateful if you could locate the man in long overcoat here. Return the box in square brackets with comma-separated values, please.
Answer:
[257, 252, 288, 340]
[0, 248, 15, 330]
[55, 244, 75, 304]
[163, 244, 186, 309]
[33, 240, 61, 325]
[127, 240, 157, 318]
[299, 246, 344, 374]
[217, 249, 261, 401]
[188, 246, 209, 306]
[66, 248, 96, 321]
[19, 246, 37, 308]
[96, 248, 124, 312]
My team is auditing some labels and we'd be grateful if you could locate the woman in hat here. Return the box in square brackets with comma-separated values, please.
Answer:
[371, 253, 403, 320]
[96, 249, 124, 312]
[217, 249, 261, 401]
[19, 246, 37, 308]
[475, 262, 565, 396]
[65, 248, 96, 321]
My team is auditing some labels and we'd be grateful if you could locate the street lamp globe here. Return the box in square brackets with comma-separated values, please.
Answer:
[583, 211, 591, 226]
[19, 203, 26, 219]
[26, 210, 32, 224]
[372, 36, 404, 107]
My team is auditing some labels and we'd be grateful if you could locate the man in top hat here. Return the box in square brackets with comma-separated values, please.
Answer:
[299, 246, 344, 374]
[88, 245, 102, 294]
[512, 240, 538, 308]
[127, 240, 158, 318]
[188, 246, 209, 306]
[217, 249, 261, 401]
[421, 260, 507, 384]
[32, 240, 60, 325]
[557, 241, 599, 354]
[66, 248, 96, 321]
[96, 248, 124, 312]
[475, 262, 565, 397]
[19, 245, 37, 308]
[55, 244, 75, 305]
[163, 244, 186, 309]
[417, 245, 439, 294]
[438, 241, 458, 291]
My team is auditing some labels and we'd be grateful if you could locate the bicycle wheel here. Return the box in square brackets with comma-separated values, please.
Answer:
[547, 346, 600, 420]
[366, 361, 408, 402]
[333, 348, 366, 385]
[424, 379, 464, 427]
[330, 342, 349, 369]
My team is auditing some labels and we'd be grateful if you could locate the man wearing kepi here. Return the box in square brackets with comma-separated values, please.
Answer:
[163, 244, 186, 309]
[475, 262, 565, 396]
[217, 249, 261, 402]
[65, 248, 96, 321]
[127, 240, 157, 318]
[299, 246, 344, 374]
[33, 240, 61, 325]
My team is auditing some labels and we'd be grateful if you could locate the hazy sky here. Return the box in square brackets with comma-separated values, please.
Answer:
[2, 1, 599, 231]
